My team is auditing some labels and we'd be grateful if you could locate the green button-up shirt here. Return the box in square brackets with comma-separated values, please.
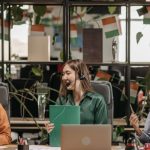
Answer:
[56, 91, 108, 124]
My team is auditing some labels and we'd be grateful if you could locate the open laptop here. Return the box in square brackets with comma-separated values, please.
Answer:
[49, 105, 80, 147]
[61, 124, 112, 150]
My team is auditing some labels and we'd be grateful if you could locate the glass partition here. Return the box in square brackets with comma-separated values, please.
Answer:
[130, 6, 150, 62]
[69, 5, 127, 64]
[130, 66, 150, 113]
[2, 5, 64, 62]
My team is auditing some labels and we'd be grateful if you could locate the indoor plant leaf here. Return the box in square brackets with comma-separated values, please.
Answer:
[136, 32, 143, 44]
[31, 67, 43, 77]
[33, 5, 46, 16]
[145, 70, 150, 91]
[108, 6, 117, 14]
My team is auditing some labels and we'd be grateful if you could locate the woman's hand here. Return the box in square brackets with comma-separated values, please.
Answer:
[130, 113, 142, 136]
[45, 122, 55, 133]
[130, 113, 139, 129]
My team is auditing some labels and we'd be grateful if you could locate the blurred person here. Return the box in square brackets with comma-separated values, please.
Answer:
[0, 104, 11, 145]
[130, 90, 150, 144]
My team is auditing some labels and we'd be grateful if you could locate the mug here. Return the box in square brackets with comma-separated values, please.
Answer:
[144, 143, 150, 150]
[18, 145, 29, 150]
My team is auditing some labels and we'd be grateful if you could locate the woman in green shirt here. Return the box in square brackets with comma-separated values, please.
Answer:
[45, 59, 108, 132]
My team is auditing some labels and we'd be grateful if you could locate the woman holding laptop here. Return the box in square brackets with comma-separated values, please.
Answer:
[45, 59, 108, 133]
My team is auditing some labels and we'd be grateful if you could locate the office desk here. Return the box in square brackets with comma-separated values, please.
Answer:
[0, 145, 125, 150]
[10, 117, 145, 131]
[10, 117, 48, 131]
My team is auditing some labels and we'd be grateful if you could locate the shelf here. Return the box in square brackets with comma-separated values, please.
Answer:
[3, 0, 63, 5]
[69, 1, 127, 6]
[86, 62, 128, 66]
[130, 62, 150, 66]
[2, 61, 63, 65]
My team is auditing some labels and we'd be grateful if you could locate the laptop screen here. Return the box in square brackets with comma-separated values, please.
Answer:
[49, 105, 80, 147]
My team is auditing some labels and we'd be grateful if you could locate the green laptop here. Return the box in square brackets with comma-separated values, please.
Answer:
[49, 105, 80, 147]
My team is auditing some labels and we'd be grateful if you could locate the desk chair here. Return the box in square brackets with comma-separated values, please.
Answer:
[91, 80, 114, 124]
[0, 82, 10, 116]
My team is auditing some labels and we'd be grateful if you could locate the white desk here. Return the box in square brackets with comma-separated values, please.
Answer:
[0, 145, 125, 150]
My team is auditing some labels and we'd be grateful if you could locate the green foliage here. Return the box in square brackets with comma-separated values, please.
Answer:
[115, 126, 124, 136]
[136, 32, 143, 44]
[33, 5, 47, 24]
[113, 126, 124, 142]
[108, 6, 117, 14]
[3, 4, 47, 25]
[145, 70, 150, 91]
[5, 72, 59, 143]
[31, 66, 43, 77]
[11, 5, 23, 22]
[33, 5, 46, 17]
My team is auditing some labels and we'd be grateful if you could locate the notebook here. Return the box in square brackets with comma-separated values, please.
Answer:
[61, 124, 112, 150]
[49, 105, 80, 147]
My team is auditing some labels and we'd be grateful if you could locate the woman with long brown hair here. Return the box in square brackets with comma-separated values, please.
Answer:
[45, 59, 108, 132]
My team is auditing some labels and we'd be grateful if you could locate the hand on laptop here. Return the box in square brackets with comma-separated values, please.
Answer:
[45, 122, 55, 133]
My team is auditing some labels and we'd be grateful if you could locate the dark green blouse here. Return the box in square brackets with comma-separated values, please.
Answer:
[56, 91, 108, 124]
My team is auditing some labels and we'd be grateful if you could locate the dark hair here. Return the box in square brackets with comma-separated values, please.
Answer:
[59, 59, 93, 96]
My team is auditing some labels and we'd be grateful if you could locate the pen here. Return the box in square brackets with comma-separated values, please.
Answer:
[18, 137, 28, 145]
[130, 104, 135, 114]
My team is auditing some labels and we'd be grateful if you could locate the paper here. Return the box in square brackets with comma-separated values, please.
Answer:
[0, 146, 7, 149]
[28, 35, 51, 61]
[29, 145, 60, 150]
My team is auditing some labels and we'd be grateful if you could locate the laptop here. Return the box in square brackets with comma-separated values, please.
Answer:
[61, 124, 112, 150]
[49, 105, 80, 147]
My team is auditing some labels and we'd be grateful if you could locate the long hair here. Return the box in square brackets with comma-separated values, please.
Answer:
[59, 59, 93, 97]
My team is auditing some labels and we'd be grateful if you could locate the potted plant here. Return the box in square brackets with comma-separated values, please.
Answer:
[5, 65, 59, 143]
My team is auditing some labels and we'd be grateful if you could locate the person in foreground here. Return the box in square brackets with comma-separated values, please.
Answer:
[130, 90, 150, 144]
[0, 103, 11, 145]
[45, 59, 108, 133]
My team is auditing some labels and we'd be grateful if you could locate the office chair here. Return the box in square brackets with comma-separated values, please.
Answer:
[90, 80, 114, 124]
[0, 82, 10, 116]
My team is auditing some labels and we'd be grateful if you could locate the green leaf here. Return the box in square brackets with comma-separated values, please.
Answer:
[145, 70, 150, 91]
[108, 6, 117, 14]
[136, 32, 143, 44]
[33, 5, 46, 16]
[35, 15, 41, 24]
[93, 15, 101, 20]
[31, 67, 43, 77]
[81, 7, 85, 12]
[60, 51, 63, 60]
[13, 20, 26, 25]
[116, 126, 124, 136]
[11, 6, 23, 22]
[70, 7, 74, 16]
